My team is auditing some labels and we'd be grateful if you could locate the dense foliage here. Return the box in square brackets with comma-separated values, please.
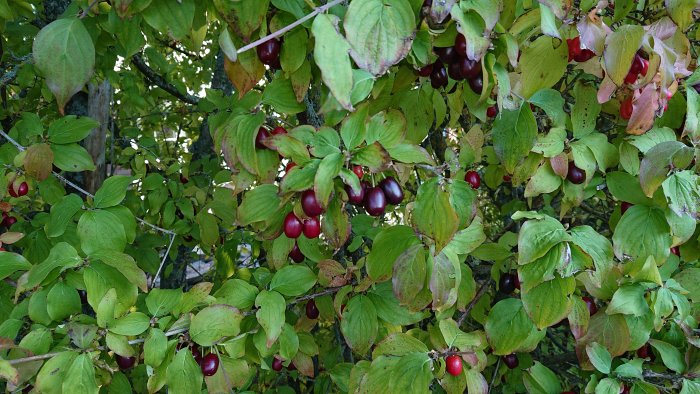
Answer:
[0, 0, 699, 393]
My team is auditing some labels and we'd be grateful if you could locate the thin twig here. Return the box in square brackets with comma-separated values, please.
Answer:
[131, 54, 200, 105]
[151, 234, 176, 288]
[457, 279, 492, 326]
[78, 0, 100, 19]
[488, 357, 501, 393]
[0, 54, 32, 89]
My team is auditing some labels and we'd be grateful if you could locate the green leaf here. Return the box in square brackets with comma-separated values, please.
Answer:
[142, 0, 195, 41]
[517, 216, 569, 265]
[109, 312, 150, 336]
[190, 305, 242, 346]
[586, 342, 612, 374]
[522, 277, 575, 329]
[351, 143, 391, 172]
[391, 244, 427, 306]
[62, 353, 98, 394]
[265, 134, 310, 165]
[340, 103, 369, 149]
[640, 141, 694, 197]
[581, 313, 631, 357]
[439, 319, 484, 350]
[144, 328, 168, 368]
[523, 362, 562, 394]
[47, 281, 81, 321]
[36, 352, 78, 394]
[78, 209, 127, 254]
[606, 171, 652, 205]
[603, 25, 645, 86]
[518, 35, 568, 98]
[372, 333, 428, 358]
[340, 295, 378, 354]
[84, 262, 138, 317]
[662, 171, 700, 218]
[314, 152, 343, 208]
[607, 284, 650, 317]
[368, 282, 427, 326]
[47, 115, 99, 144]
[0, 359, 18, 386]
[51, 143, 96, 171]
[413, 178, 459, 251]
[366, 225, 421, 281]
[214, 279, 259, 310]
[237, 184, 281, 226]
[32, 18, 95, 114]
[612, 205, 672, 265]
[571, 83, 602, 138]
[255, 290, 286, 347]
[0, 251, 32, 280]
[90, 251, 147, 292]
[344, 0, 415, 76]
[312, 13, 354, 110]
[649, 339, 685, 373]
[442, 216, 486, 258]
[96, 288, 117, 328]
[388, 352, 433, 394]
[45, 193, 82, 237]
[166, 348, 203, 394]
[524, 162, 562, 198]
[145, 288, 182, 317]
[485, 298, 537, 355]
[450, 5, 490, 62]
[93, 176, 134, 208]
[262, 77, 306, 114]
[270, 265, 317, 297]
[528, 89, 566, 128]
[386, 144, 434, 164]
[492, 104, 537, 173]
[25, 242, 82, 289]
[279, 324, 299, 361]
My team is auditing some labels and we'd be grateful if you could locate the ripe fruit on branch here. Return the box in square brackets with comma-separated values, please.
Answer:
[620, 97, 633, 120]
[502, 353, 519, 369]
[670, 246, 680, 256]
[636, 343, 655, 361]
[364, 187, 387, 216]
[418, 64, 433, 77]
[256, 127, 270, 149]
[271, 126, 287, 135]
[454, 34, 467, 57]
[306, 299, 319, 319]
[459, 58, 481, 80]
[620, 202, 633, 214]
[464, 171, 481, 189]
[179, 174, 188, 184]
[283, 212, 303, 238]
[303, 216, 321, 239]
[435, 46, 456, 64]
[289, 242, 304, 263]
[486, 106, 497, 118]
[379, 177, 404, 205]
[200, 353, 219, 376]
[8, 181, 28, 198]
[468, 76, 483, 94]
[499, 272, 518, 294]
[445, 355, 463, 376]
[116, 355, 136, 370]
[345, 183, 365, 205]
[352, 165, 364, 179]
[447, 62, 463, 81]
[301, 190, 324, 216]
[272, 357, 283, 372]
[257, 38, 281, 66]
[2, 215, 16, 228]
[567, 162, 585, 185]
[430, 61, 448, 89]
[582, 296, 597, 316]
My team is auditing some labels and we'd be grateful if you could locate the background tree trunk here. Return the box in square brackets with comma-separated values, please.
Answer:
[84, 80, 112, 193]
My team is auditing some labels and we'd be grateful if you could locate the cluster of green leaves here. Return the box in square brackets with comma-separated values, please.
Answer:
[0, 0, 699, 393]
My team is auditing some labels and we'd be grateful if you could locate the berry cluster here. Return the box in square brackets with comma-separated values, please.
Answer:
[419, 34, 484, 93]
[283, 189, 324, 262]
[566, 36, 596, 63]
[345, 174, 404, 217]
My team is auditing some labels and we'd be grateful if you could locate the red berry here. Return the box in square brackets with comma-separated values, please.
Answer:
[16, 182, 28, 197]
[303, 216, 321, 239]
[640, 58, 649, 77]
[3, 216, 16, 228]
[285, 162, 297, 173]
[200, 353, 219, 376]
[378, 177, 404, 205]
[271, 126, 287, 135]
[256, 127, 270, 149]
[567, 162, 586, 184]
[306, 299, 319, 319]
[283, 212, 303, 238]
[459, 58, 481, 80]
[620, 97, 633, 120]
[670, 246, 680, 256]
[352, 165, 364, 179]
[620, 202, 633, 214]
[454, 34, 467, 57]
[468, 76, 483, 94]
[574, 49, 596, 62]
[636, 343, 655, 361]
[289, 242, 304, 263]
[620, 385, 630, 394]
[629, 54, 644, 75]
[435, 46, 456, 64]
[179, 174, 189, 184]
[567, 37, 582, 62]
[272, 357, 283, 372]
[430, 61, 448, 89]
[486, 106, 497, 118]
[364, 187, 387, 216]
[0, 247, 5, 252]
[448, 61, 463, 81]
[582, 296, 597, 316]
[503, 174, 512, 182]
[624, 70, 638, 84]
[116, 355, 136, 370]
[502, 354, 519, 369]
[345, 183, 366, 205]
[301, 190, 324, 216]
[464, 170, 481, 189]
[499, 272, 517, 294]
[418, 64, 433, 77]
[445, 355, 463, 376]
[256, 38, 281, 66]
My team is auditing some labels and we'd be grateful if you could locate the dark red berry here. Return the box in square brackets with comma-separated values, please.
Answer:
[567, 162, 585, 185]
[435, 46, 456, 64]
[301, 190, 324, 216]
[502, 354, 519, 369]
[283, 212, 303, 238]
[3, 216, 16, 228]
[636, 343, 655, 361]
[620, 385, 630, 394]
[289, 242, 304, 263]
[582, 296, 597, 316]
[503, 175, 511, 182]
[116, 355, 136, 370]
[640, 58, 649, 76]
[306, 300, 319, 319]
[430, 62, 448, 89]
[272, 357, 283, 372]
[459, 58, 481, 79]
[468, 76, 483, 94]
[179, 174, 189, 184]
[574, 48, 595, 62]
[448, 61, 463, 80]
[454, 34, 467, 57]
[256, 127, 270, 149]
[624, 70, 638, 84]
[345, 183, 365, 205]
[201, 353, 219, 376]
[17, 182, 28, 196]
[303, 216, 321, 239]
[670, 246, 680, 257]
[464, 170, 480, 189]
[285, 162, 297, 173]
[418, 64, 433, 77]
[499, 272, 517, 294]
[364, 187, 387, 216]
[567, 37, 582, 62]
[620, 202, 633, 214]
[620, 97, 633, 120]
[379, 177, 404, 205]
[352, 165, 364, 179]
[486, 106, 497, 118]
[445, 355, 463, 376]
[256, 38, 281, 65]
[271, 126, 287, 135]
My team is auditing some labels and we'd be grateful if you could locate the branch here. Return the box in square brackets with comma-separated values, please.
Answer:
[131, 54, 200, 105]
[457, 279, 493, 326]
[0, 54, 32, 89]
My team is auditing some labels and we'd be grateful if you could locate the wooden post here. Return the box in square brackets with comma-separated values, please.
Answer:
[84, 80, 112, 194]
